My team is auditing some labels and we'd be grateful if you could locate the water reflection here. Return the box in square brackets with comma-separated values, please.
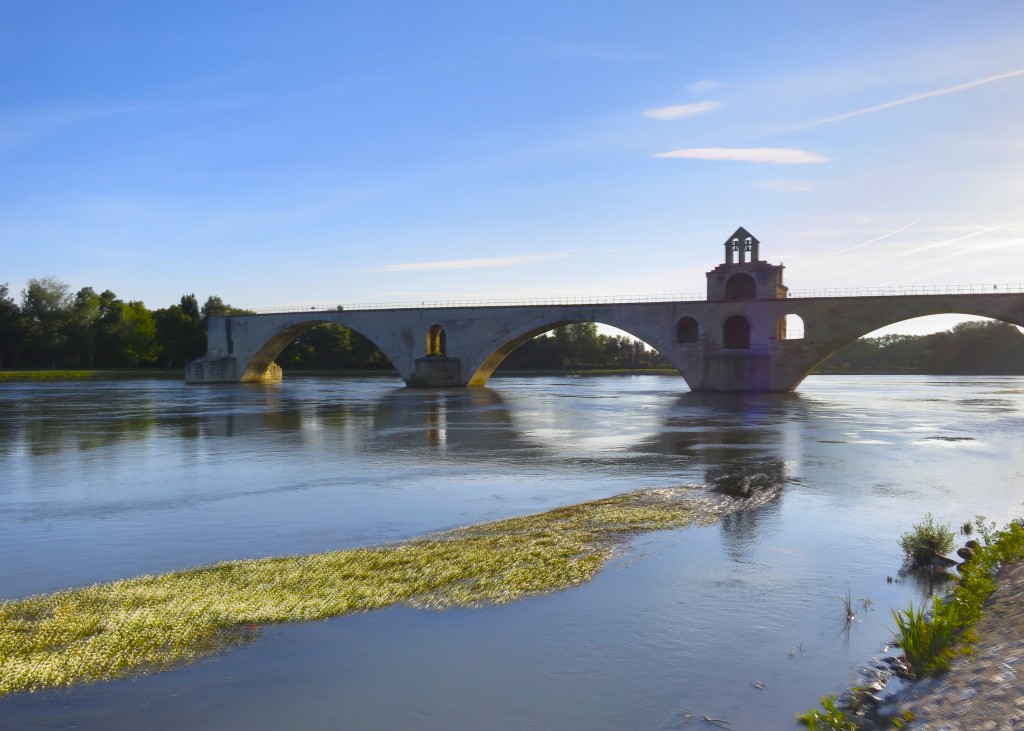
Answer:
[3, 375, 1024, 731]
[368, 388, 537, 454]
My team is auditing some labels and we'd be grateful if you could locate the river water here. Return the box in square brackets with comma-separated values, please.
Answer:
[1, 374, 1023, 729]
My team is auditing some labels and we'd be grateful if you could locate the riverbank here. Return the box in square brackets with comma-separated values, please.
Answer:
[0, 369, 182, 380]
[893, 558, 1024, 729]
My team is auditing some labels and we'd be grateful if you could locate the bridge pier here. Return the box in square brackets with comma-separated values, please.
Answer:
[185, 357, 283, 384]
[409, 356, 463, 388]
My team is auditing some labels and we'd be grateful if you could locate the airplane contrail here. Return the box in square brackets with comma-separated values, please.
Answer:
[791, 67, 1024, 131]
[823, 220, 918, 258]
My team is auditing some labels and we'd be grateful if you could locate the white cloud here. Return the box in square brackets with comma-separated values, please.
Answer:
[643, 101, 720, 120]
[761, 179, 812, 192]
[375, 251, 574, 272]
[791, 66, 1024, 131]
[653, 147, 830, 164]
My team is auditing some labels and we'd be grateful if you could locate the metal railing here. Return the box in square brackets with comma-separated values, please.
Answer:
[247, 283, 1023, 315]
[786, 283, 1024, 299]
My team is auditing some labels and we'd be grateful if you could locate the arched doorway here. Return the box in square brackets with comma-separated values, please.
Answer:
[723, 316, 751, 349]
[676, 316, 699, 344]
[427, 324, 446, 356]
[725, 273, 756, 301]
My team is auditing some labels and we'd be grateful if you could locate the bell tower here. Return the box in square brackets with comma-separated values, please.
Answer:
[706, 227, 787, 301]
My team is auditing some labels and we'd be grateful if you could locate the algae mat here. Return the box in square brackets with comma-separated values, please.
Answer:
[0, 487, 773, 696]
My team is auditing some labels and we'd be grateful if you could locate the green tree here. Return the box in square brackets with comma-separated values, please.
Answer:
[154, 294, 206, 367]
[105, 301, 160, 366]
[65, 287, 102, 366]
[21, 277, 73, 367]
[201, 296, 252, 318]
[0, 283, 26, 367]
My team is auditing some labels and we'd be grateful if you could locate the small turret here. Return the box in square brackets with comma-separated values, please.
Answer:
[707, 227, 787, 301]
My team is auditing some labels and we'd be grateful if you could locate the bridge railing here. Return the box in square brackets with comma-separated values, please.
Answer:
[248, 292, 708, 314]
[787, 283, 1024, 298]
[247, 283, 1024, 315]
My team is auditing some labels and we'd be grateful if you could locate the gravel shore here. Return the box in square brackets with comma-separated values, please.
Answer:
[894, 560, 1024, 730]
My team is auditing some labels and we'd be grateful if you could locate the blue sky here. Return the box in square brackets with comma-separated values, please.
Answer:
[3, 1, 1023, 333]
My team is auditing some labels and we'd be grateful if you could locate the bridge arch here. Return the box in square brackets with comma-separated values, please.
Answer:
[238, 319, 397, 382]
[462, 315, 699, 388]
[777, 300, 1024, 392]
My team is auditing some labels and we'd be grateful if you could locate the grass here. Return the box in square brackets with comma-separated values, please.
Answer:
[797, 694, 859, 730]
[799, 517, 1024, 726]
[0, 369, 182, 381]
[892, 517, 1024, 678]
[0, 487, 751, 697]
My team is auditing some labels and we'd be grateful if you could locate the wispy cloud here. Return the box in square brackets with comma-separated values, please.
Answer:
[792, 67, 1024, 131]
[375, 251, 574, 272]
[823, 221, 918, 258]
[761, 179, 811, 192]
[653, 147, 830, 164]
[688, 80, 720, 94]
[643, 101, 720, 120]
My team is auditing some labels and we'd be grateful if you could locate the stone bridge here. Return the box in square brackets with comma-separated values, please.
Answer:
[186, 228, 1024, 393]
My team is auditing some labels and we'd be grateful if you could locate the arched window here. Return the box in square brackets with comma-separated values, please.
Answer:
[723, 316, 751, 349]
[725, 273, 756, 301]
[778, 314, 804, 340]
[427, 324, 446, 356]
[676, 316, 699, 344]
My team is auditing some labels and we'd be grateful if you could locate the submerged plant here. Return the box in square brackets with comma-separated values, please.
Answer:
[0, 487, 752, 697]
[898, 513, 955, 566]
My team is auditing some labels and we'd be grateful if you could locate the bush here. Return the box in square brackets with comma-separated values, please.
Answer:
[899, 513, 955, 566]
[797, 695, 858, 730]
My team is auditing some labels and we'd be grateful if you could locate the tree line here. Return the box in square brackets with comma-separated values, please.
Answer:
[0, 277, 249, 369]
[819, 320, 1024, 375]
[3, 277, 1021, 374]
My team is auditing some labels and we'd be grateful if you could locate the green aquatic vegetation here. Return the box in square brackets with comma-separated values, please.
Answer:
[892, 518, 1024, 678]
[0, 488, 748, 697]
[797, 694, 858, 730]
[898, 513, 955, 567]
[891, 596, 959, 675]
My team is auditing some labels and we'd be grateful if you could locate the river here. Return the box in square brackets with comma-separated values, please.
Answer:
[1, 374, 1023, 729]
